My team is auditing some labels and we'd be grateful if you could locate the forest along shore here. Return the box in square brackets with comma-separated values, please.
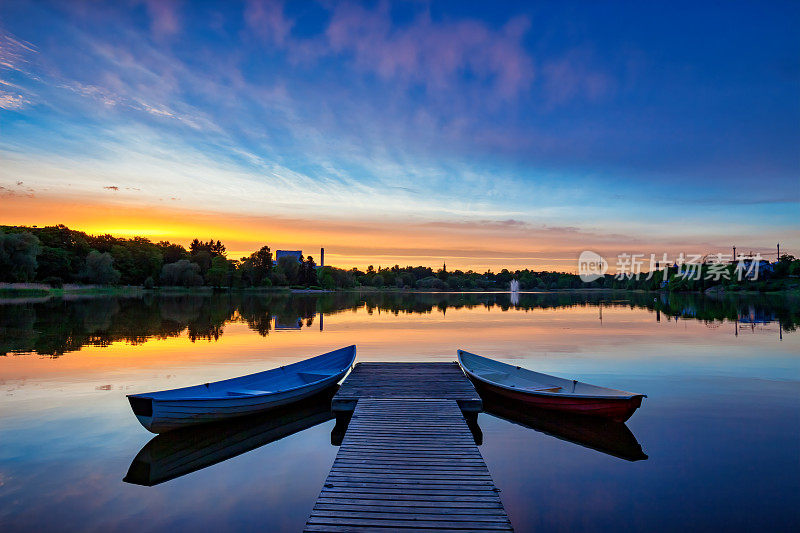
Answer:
[2, 224, 799, 293]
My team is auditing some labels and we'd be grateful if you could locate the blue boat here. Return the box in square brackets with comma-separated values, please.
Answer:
[128, 345, 356, 433]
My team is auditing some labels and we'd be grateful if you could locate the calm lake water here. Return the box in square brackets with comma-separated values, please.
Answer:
[1, 291, 798, 532]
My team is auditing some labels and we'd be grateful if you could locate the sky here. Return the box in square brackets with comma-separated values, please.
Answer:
[1, 0, 798, 271]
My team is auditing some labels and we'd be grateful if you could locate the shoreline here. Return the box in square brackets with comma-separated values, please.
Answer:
[0, 283, 797, 299]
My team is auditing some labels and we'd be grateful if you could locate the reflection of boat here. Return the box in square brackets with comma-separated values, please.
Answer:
[458, 350, 646, 422]
[482, 390, 647, 461]
[124, 388, 336, 486]
[128, 345, 355, 433]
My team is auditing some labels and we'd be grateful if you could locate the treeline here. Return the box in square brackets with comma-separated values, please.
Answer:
[0, 225, 321, 288]
[1, 225, 797, 292]
[0, 224, 592, 290]
[595, 257, 800, 293]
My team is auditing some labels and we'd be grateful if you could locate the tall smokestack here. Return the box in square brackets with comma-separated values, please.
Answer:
[320, 247, 324, 268]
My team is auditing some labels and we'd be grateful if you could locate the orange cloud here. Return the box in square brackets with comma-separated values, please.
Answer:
[1, 194, 788, 272]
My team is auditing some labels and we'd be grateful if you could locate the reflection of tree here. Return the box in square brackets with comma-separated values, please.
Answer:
[647, 292, 799, 331]
[237, 295, 273, 336]
[0, 295, 232, 357]
[185, 295, 236, 342]
[1, 291, 797, 357]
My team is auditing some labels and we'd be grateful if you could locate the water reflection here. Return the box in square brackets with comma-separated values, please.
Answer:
[0, 292, 797, 532]
[124, 387, 337, 486]
[482, 391, 647, 462]
[1, 291, 797, 356]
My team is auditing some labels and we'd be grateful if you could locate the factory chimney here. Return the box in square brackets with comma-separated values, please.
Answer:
[320, 247, 325, 268]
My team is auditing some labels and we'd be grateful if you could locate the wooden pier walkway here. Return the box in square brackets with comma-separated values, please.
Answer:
[331, 362, 483, 414]
[305, 363, 513, 532]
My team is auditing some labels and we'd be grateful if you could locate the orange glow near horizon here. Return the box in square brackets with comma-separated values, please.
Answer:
[4, 194, 784, 273]
[1, 194, 587, 271]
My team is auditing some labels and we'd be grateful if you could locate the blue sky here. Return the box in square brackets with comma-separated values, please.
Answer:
[1, 1, 798, 268]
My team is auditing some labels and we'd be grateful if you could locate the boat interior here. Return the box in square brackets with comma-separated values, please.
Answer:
[459, 350, 643, 398]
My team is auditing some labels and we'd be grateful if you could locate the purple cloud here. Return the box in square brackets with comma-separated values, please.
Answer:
[323, 2, 534, 98]
[141, 0, 182, 39]
[541, 50, 616, 107]
[245, 0, 294, 46]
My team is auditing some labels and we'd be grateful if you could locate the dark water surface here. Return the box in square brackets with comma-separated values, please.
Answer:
[1, 291, 798, 531]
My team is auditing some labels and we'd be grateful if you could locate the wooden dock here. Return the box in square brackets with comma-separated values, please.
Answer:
[305, 363, 512, 532]
[331, 362, 483, 414]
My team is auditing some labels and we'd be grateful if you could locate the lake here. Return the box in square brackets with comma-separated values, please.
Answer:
[0, 291, 798, 532]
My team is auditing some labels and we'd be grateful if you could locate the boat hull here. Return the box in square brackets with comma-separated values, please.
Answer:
[131, 372, 345, 433]
[124, 387, 337, 485]
[128, 345, 356, 433]
[469, 377, 643, 422]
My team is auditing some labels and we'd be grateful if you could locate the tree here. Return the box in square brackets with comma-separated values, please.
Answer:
[240, 246, 272, 286]
[0, 230, 41, 282]
[396, 272, 415, 288]
[320, 271, 335, 289]
[191, 250, 212, 274]
[81, 251, 121, 284]
[160, 259, 203, 287]
[277, 255, 300, 285]
[206, 256, 233, 288]
[301, 255, 317, 285]
[37, 246, 72, 281]
[774, 254, 798, 277]
[417, 276, 445, 289]
[110, 245, 135, 283]
[190, 238, 226, 257]
[159, 241, 188, 263]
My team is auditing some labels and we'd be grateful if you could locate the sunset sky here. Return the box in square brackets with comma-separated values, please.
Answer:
[1, 1, 798, 270]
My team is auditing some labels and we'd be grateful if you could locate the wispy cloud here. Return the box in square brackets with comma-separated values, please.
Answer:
[0, 91, 30, 110]
[0, 31, 38, 110]
[0, 0, 797, 267]
[245, 0, 294, 46]
[320, 2, 534, 98]
[140, 0, 182, 40]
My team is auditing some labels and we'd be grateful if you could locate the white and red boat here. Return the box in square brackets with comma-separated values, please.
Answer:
[458, 350, 646, 422]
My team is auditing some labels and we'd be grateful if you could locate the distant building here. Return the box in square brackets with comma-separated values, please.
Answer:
[274, 250, 302, 265]
[731, 257, 773, 280]
[273, 316, 302, 330]
[738, 306, 774, 324]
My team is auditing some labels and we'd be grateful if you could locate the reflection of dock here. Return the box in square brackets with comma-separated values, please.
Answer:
[123, 388, 336, 486]
[306, 363, 510, 531]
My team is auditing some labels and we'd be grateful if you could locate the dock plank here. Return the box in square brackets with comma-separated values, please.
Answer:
[305, 399, 512, 532]
[331, 362, 482, 414]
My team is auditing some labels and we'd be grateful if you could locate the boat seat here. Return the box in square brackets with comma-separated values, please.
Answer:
[226, 389, 273, 396]
[475, 370, 510, 380]
[297, 372, 332, 384]
[524, 385, 563, 392]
